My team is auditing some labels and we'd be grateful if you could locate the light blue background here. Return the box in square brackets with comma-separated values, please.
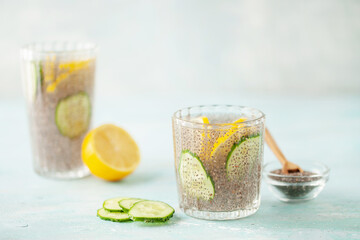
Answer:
[1, 0, 360, 98]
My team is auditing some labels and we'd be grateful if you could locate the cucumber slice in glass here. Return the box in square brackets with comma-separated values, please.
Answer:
[128, 200, 175, 222]
[119, 198, 143, 212]
[179, 150, 215, 200]
[103, 197, 128, 212]
[226, 135, 261, 181]
[26, 61, 42, 100]
[97, 208, 130, 222]
[55, 92, 91, 138]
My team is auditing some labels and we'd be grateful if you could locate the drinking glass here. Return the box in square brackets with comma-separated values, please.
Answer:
[20, 42, 97, 179]
[172, 105, 265, 220]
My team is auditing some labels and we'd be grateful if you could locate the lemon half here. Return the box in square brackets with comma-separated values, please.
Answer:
[82, 124, 140, 181]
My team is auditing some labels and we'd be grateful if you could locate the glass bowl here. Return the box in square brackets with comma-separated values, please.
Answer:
[263, 161, 330, 202]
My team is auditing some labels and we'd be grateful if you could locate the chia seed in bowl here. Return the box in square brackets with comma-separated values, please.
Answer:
[263, 161, 330, 202]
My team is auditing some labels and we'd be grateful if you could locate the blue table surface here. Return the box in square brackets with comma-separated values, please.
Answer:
[1, 94, 359, 240]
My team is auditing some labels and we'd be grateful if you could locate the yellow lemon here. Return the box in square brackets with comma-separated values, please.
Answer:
[191, 115, 210, 140]
[209, 118, 247, 158]
[190, 116, 210, 159]
[200, 116, 209, 124]
[192, 116, 209, 124]
[82, 124, 140, 181]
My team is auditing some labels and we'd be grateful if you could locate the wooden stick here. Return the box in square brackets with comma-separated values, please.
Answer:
[265, 128, 303, 173]
[265, 128, 288, 165]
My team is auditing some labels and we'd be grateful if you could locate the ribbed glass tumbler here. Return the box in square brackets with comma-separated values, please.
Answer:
[21, 42, 97, 179]
[172, 105, 265, 220]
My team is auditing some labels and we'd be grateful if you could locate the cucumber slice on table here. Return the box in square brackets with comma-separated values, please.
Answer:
[119, 198, 143, 212]
[226, 135, 261, 181]
[103, 197, 127, 212]
[179, 150, 215, 200]
[97, 208, 130, 222]
[55, 92, 91, 138]
[128, 200, 175, 222]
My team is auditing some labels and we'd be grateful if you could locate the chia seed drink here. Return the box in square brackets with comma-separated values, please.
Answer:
[172, 105, 265, 220]
[21, 42, 96, 179]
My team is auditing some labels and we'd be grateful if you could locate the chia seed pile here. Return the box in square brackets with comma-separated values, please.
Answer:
[173, 116, 264, 212]
[26, 58, 95, 175]
[269, 169, 321, 198]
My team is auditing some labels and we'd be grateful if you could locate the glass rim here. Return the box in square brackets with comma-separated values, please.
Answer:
[172, 104, 265, 127]
[20, 41, 98, 55]
[264, 161, 330, 178]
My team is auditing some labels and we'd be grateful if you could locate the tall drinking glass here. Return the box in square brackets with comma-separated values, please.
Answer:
[172, 105, 265, 220]
[21, 42, 97, 179]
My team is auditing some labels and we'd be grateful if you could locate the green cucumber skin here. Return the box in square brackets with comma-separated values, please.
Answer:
[30, 61, 42, 99]
[128, 201, 175, 223]
[103, 197, 128, 212]
[179, 150, 215, 200]
[103, 204, 123, 212]
[96, 209, 131, 222]
[117, 204, 129, 212]
[103, 208, 123, 212]
[129, 212, 174, 223]
[55, 91, 91, 138]
[39, 62, 43, 86]
[178, 150, 201, 175]
[118, 198, 143, 213]
[225, 133, 261, 181]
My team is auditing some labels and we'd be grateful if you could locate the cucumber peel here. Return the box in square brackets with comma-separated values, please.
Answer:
[179, 150, 215, 201]
[128, 200, 175, 222]
[103, 197, 128, 212]
[226, 134, 261, 181]
[97, 208, 130, 222]
[119, 198, 143, 212]
[98, 198, 175, 223]
[55, 92, 91, 138]
[27, 61, 42, 100]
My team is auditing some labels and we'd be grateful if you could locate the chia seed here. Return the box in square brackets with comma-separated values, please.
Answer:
[269, 169, 321, 198]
